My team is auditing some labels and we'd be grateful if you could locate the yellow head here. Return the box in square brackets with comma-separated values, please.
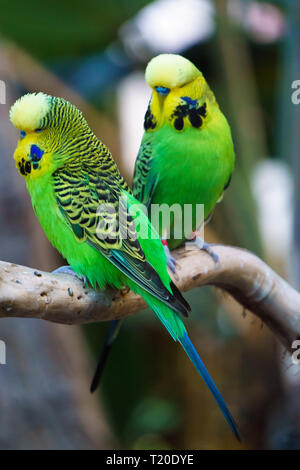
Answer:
[10, 92, 51, 133]
[10, 93, 52, 181]
[145, 54, 201, 90]
[10, 92, 91, 182]
[144, 54, 216, 131]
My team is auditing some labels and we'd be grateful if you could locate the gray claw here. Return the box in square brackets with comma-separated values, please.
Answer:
[52, 265, 87, 285]
[185, 237, 219, 264]
[202, 243, 219, 264]
[167, 256, 177, 273]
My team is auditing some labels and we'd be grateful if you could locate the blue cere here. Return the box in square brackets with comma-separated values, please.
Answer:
[20, 130, 26, 139]
[30, 144, 44, 162]
[155, 86, 170, 96]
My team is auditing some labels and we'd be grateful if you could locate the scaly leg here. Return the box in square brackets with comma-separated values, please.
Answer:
[185, 231, 219, 263]
[162, 238, 177, 273]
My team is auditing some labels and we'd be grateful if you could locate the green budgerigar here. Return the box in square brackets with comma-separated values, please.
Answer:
[133, 54, 235, 270]
[97, 55, 235, 397]
[10, 92, 239, 440]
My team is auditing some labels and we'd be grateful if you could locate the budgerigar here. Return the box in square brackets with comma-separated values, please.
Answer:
[97, 54, 235, 395]
[10, 92, 239, 440]
[133, 54, 235, 270]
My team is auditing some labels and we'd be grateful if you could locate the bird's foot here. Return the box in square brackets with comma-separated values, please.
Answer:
[185, 236, 219, 264]
[52, 265, 87, 285]
[162, 239, 177, 274]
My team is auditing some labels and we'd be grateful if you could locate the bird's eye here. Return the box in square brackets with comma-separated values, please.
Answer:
[35, 128, 43, 133]
[20, 130, 26, 139]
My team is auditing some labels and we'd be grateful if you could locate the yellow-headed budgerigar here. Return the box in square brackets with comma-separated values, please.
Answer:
[10, 92, 239, 440]
[102, 54, 235, 392]
[133, 54, 235, 271]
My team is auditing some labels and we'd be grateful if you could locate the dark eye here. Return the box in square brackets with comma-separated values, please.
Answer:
[20, 130, 26, 139]
[35, 128, 43, 133]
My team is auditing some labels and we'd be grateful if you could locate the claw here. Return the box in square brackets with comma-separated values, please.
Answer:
[52, 265, 87, 285]
[202, 242, 219, 263]
[166, 253, 177, 273]
[185, 236, 219, 264]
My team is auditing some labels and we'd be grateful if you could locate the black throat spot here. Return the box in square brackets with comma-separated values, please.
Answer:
[172, 100, 207, 131]
[144, 104, 157, 131]
[19, 160, 32, 176]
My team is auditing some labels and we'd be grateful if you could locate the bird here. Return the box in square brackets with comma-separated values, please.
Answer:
[133, 53, 235, 272]
[10, 92, 239, 440]
[91, 54, 236, 392]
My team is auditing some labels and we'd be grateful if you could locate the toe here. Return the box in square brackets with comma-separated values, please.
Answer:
[167, 255, 178, 274]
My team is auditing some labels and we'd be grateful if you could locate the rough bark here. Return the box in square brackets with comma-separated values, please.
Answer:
[0, 245, 299, 351]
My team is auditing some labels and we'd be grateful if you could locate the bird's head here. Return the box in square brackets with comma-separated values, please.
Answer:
[144, 54, 216, 131]
[10, 92, 91, 181]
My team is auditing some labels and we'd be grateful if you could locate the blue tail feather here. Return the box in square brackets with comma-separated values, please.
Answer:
[179, 332, 240, 441]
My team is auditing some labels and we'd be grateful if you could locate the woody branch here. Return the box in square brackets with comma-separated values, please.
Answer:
[0, 245, 299, 351]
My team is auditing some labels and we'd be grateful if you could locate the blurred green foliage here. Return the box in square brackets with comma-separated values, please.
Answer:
[0, 0, 151, 59]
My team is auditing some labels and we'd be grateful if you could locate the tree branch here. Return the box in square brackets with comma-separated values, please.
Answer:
[0, 245, 299, 350]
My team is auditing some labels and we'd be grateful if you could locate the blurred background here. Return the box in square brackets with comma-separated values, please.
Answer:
[0, 0, 299, 450]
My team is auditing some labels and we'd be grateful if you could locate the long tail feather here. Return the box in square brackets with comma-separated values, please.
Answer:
[179, 332, 240, 441]
[90, 320, 122, 393]
[129, 289, 240, 440]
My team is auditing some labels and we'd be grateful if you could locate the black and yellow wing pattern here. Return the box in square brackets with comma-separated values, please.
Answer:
[53, 159, 189, 317]
[132, 140, 158, 208]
